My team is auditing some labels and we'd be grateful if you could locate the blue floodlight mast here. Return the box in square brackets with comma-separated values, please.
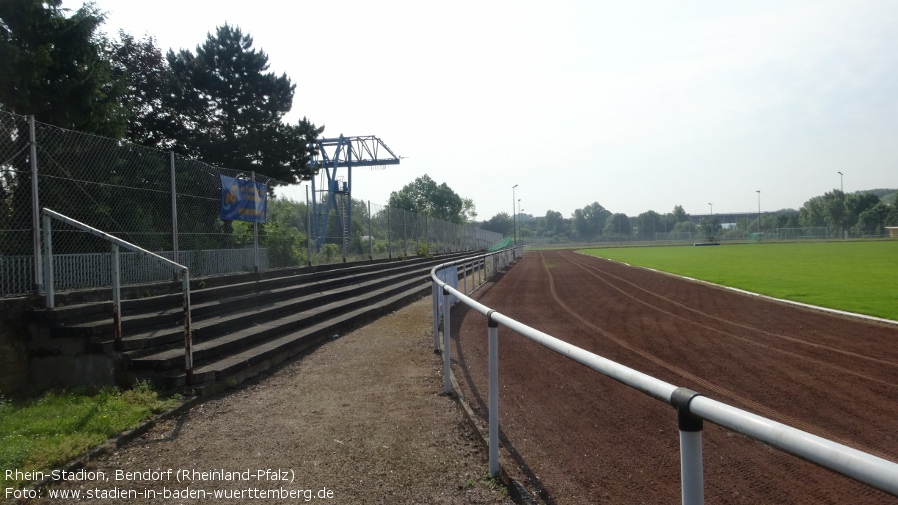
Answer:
[310, 134, 401, 250]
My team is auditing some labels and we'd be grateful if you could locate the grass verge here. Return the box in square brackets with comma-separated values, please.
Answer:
[580, 241, 898, 321]
[0, 382, 181, 489]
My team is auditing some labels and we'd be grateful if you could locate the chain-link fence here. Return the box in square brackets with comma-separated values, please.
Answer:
[1, 110, 504, 297]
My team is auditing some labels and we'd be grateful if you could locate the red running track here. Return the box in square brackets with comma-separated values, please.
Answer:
[452, 250, 898, 504]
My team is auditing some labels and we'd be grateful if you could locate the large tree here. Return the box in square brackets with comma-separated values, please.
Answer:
[603, 213, 631, 237]
[111, 31, 179, 149]
[572, 202, 611, 240]
[635, 210, 663, 240]
[542, 210, 566, 237]
[388, 174, 468, 224]
[800, 190, 883, 237]
[0, 0, 127, 136]
[166, 24, 322, 182]
[482, 212, 513, 236]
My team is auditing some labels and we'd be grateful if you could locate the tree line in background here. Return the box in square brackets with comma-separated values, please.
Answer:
[480, 189, 898, 243]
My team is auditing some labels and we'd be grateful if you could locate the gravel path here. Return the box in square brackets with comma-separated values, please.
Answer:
[24, 297, 515, 505]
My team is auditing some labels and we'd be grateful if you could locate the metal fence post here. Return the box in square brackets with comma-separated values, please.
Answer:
[29, 115, 43, 295]
[111, 243, 123, 350]
[386, 206, 391, 259]
[488, 311, 500, 476]
[306, 185, 312, 266]
[672, 388, 704, 505]
[41, 211, 54, 309]
[442, 284, 451, 395]
[368, 200, 373, 260]
[251, 171, 259, 273]
[170, 151, 179, 265]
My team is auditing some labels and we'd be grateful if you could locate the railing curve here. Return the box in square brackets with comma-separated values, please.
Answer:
[430, 249, 898, 504]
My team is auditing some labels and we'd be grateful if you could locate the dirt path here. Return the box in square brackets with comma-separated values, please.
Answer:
[25, 297, 515, 505]
[453, 250, 898, 504]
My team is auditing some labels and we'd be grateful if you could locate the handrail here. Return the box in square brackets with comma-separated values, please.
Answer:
[430, 250, 898, 504]
[41, 208, 194, 385]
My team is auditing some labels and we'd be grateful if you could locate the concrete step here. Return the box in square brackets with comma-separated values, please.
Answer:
[126, 273, 429, 367]
[159, 280, 433, 393]
[27, 250, 477, 391]
[43, 256, 454, 342]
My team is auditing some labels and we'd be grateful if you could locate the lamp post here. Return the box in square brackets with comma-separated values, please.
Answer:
[756, 190, 761, 235]
[837, 171, 843, 192]
[512, 184, 518, 246]
[708, 203, 713, 217]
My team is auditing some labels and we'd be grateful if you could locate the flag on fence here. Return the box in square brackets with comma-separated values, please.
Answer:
[220, 175, 267, 223]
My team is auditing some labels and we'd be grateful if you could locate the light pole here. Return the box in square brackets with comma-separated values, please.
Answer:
[756, 190, 761, 235]
[708, 203, 713, 217]
[837, 171, 843, 192]
[512, 184, 518, 246]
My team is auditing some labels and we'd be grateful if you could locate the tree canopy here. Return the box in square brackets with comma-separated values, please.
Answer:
[165, 24, 323, 183]
[0, 0, 128, 136]
[799, 190, 897, 237]
[387, 175, 472, 224]
[1, 5, 322, 183]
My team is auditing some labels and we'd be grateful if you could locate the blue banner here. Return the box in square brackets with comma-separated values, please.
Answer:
[220, 175, 267, 223]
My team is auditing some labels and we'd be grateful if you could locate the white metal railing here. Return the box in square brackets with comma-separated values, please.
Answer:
[430, 249, 898, 504]
[42, 208, 195, 385]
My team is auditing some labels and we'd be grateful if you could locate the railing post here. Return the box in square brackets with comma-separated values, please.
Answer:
[111, 243, 122, 350]
[488, 311, 500, 477]
[182, 268, 194, 386]
[672, 387, 704, 505]
[41, 211, 54, 309]
[432, 281, 440, 352]
[442, 284, 452, 394]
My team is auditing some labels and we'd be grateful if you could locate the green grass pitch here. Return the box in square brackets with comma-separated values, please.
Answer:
[579, 241, 898, 321]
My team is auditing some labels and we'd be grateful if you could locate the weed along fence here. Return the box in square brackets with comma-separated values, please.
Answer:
[429, 251, 898, 504]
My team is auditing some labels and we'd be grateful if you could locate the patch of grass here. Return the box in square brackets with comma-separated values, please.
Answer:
[0, 382, 181, 489]
[580, 241, 898, 321]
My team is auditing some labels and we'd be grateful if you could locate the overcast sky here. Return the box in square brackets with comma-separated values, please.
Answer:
[68, 0, 898, 220]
